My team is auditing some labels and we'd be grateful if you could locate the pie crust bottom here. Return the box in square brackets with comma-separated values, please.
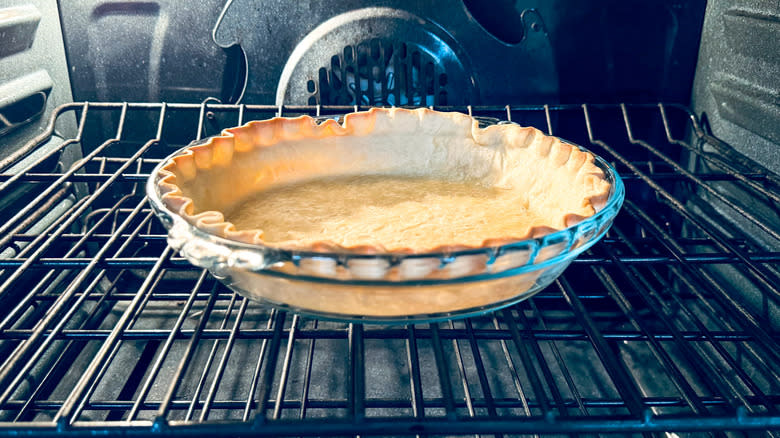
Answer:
[224, 175, 546, 251]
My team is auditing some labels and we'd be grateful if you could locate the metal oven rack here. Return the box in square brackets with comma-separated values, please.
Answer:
[0, 102, 777, 436]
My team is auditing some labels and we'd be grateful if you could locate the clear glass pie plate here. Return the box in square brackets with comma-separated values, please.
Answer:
[147, 126, 625, 324]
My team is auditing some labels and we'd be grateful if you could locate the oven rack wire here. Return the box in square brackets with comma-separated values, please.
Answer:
[0, 102, 777, 436]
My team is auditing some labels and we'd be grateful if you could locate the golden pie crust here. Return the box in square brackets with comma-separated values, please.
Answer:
[156, 108, 611, 253]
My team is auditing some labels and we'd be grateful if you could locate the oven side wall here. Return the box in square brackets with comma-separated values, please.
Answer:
[691, 0, 780, 174]
[0, 0, 76, 165]
[689, 0, 780, 328]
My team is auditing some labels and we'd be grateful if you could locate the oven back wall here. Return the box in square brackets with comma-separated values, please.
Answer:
[58, 0, 706, 105]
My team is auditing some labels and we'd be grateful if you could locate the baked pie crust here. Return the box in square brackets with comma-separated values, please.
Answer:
[156, 108, 611, 254]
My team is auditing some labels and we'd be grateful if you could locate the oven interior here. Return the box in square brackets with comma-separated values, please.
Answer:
[0, 0, 778, 436]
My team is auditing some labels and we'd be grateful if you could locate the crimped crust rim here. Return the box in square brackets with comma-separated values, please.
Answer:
[155, 108, 612, 254]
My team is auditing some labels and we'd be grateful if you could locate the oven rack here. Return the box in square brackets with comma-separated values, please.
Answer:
[0, 102, 777, 436]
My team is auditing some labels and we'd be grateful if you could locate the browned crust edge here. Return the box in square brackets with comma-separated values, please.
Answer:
[155, 108, 611, 254]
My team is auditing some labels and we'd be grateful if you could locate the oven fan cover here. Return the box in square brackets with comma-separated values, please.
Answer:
[273, 9, 474, 106]
[213, 1, 558, 105]
[303, 38, 455, 107]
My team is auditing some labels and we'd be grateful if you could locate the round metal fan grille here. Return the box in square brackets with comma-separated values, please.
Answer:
[309, 39, 448, 106]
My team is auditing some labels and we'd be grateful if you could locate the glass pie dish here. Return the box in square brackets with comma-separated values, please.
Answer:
[146, 111, 625, 323]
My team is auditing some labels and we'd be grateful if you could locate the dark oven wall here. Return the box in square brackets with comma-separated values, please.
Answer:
[58, 0, 231, 104]
[58, 0, 706, 106]
[691, 0, 780, 174]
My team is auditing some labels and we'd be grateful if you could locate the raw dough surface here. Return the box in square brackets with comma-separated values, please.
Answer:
[225, 175, 546, 250]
